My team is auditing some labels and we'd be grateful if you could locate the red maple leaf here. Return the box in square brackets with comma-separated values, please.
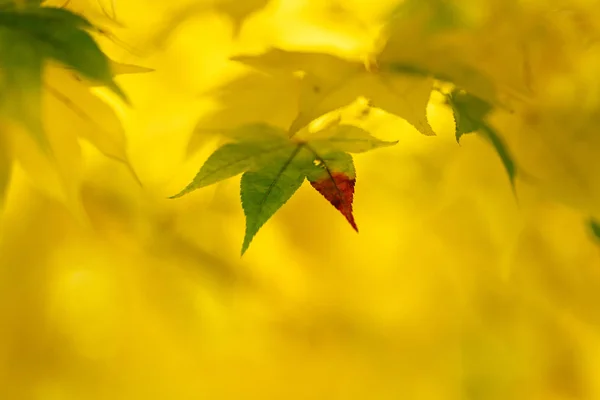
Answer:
[310, 172, 358, 231]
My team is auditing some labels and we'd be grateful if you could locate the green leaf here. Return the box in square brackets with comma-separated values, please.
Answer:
[0, 27, 46, 147]
[0, 7, 128, 103]
[170, 138, 293, 199]
[307, 124, 398, 154]
[480, 124, 516, 188]
[446, 90, 493, 142]
[240, 144, 309, 255]
[447, 89, 516, 188]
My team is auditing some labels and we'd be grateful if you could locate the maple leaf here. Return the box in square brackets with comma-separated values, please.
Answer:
[305, 151, 357, 232]
[44, 66, 131, 166]
[446, 89, 493, 143]
[240, 144, 311, 255]
[380, 0, 560, 105]
[446, 89, 517, 189]
[0, 4, 150, 213]
[170, 124, 291, 199]
[0, 5, 128, 148]
[171, 122, 397, 254]
[230, 47, 436, 137]
[186, 71, 301, 157]
[303, 123, 398, 154]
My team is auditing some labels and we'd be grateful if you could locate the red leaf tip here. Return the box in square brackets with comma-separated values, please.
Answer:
[310, 172, 358, 232]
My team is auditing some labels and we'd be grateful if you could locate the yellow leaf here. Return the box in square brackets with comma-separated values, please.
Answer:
[232, 47, 435, 136]
[379, 0, 594, 107]
[44, 66, 128, 164]
[187, 71, 301, 156]
[10, 113, 85, 221]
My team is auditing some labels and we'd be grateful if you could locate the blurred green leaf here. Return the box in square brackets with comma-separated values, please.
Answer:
[447, 89, 515, 188]
[0, 6, 128, 147]
[446, 90, 493, 143]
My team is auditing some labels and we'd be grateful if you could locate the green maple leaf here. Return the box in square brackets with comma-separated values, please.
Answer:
[240, 145, 311, 254]
[446, 89, 516, 189]
[231, 47, 436, 137]
[446, 89, 493, 143]
[169, 124, 292, 199]
[0, 6, 128, 147]
[171, 123, 397, 255]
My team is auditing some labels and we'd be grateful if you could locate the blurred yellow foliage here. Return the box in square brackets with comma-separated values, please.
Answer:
[2, 0, 600, 399]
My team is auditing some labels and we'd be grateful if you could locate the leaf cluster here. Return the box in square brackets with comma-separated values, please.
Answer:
[0, 1, 153, 210]
[173, 0, 526, 253]
[172, 123, 396, 254]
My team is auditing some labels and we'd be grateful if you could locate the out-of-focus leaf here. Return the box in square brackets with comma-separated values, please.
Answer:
[187, 72, 301, 157]
[44, 66, 128, 164]
[232, 47, 435, 136]
[223, 123, 290, 142]
[380, 0, 577, 104]
[0, 27, 46, 147]
[480, 124, 516, 190]
[446, 89, 493, 142]
[307, 124, 397, 154]
[587, 218, 600, 242]
[447, 89, 516, 188]
[0, 5, 129, 150]
[10, 108, 86, 222]
[0, 7, 128, 101]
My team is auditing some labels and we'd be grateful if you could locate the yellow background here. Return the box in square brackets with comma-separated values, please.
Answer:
[1, 0, 600, 398]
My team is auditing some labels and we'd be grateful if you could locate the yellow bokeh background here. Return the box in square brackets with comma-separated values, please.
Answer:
[2, 0, 600, 398]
